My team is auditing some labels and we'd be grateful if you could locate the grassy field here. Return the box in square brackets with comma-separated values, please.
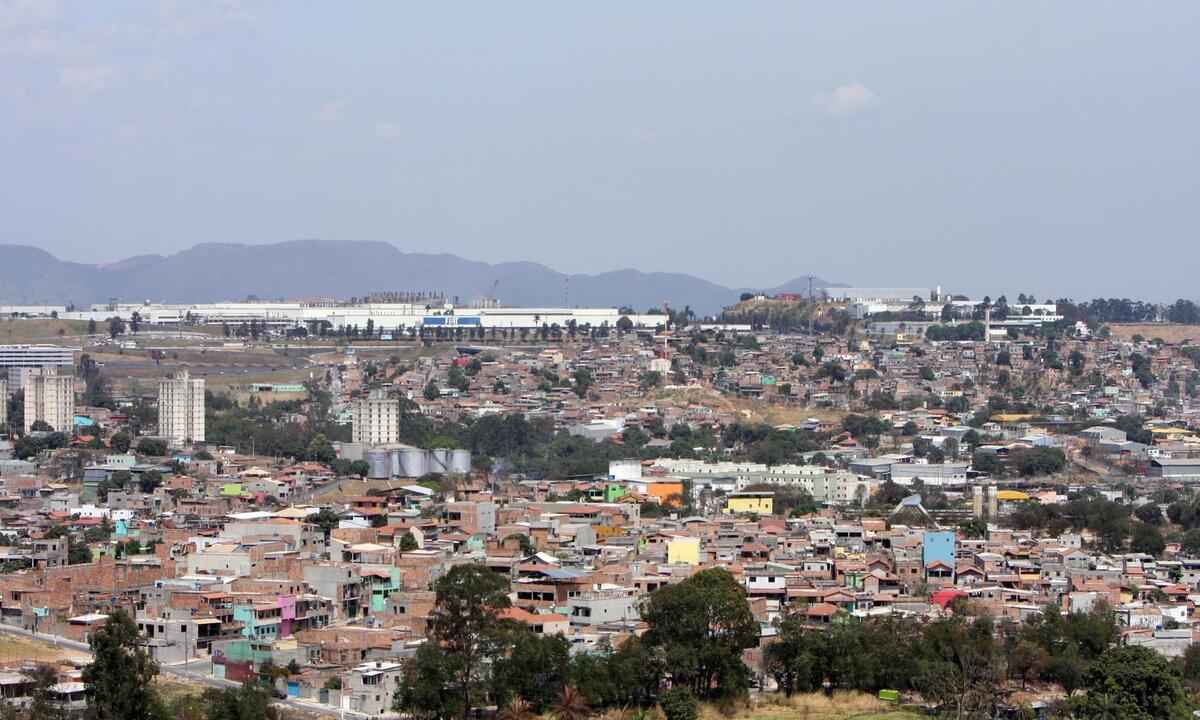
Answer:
[0, 318, 91, 343]
[719, 692, 921, 720]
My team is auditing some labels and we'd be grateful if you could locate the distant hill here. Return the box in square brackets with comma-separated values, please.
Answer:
[0, 241, 843, 315]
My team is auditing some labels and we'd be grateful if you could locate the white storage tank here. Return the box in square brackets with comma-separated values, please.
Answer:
[400, 448, 430, 478]
[449, 449, 471, 474]
[430, 448, 450, 474]
[367, 449, 391, 479]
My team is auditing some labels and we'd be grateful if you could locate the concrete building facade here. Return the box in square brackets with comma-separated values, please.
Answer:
[158, 370, 205, 444]
[23, 367, 74, 433]
[352, 390, 400, 446]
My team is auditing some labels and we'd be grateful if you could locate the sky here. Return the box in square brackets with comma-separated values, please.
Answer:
[2, 1, 1199, 301]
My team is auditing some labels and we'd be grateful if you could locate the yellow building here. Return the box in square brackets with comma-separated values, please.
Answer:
[995, 490, 1029, 502]
[725, 491, 773, 515]
[666, 536, 700, 565]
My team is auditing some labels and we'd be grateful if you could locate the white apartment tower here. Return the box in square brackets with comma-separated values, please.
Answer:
[158, 370, 205, 444]
[352, 389, 400, 445]
[0, 378, 7, 429]
[23, 367, 74, 433]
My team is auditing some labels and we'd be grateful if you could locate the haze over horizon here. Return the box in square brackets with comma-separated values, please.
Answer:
[3, 2, 1199, 301]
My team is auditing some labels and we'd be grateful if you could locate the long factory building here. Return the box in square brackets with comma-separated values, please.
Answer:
[1, 303, 664, 331]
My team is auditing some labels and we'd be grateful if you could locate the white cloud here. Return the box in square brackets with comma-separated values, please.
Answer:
[375, 121, 404, 140]
[59, 63, 115, 94]
[815, 82, 878, 117]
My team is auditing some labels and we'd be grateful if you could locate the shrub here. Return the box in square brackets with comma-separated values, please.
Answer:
[659, 687, 698, 720]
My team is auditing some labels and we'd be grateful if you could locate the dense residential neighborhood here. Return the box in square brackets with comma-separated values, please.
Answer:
[0, 288, 1199, 718]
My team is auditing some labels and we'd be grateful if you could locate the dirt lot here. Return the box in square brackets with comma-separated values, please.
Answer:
[0, 635, 90, 665]
[657, 387, 847, 428]
[88, 346, 316, 394]
[1107, 323, 1200, 344]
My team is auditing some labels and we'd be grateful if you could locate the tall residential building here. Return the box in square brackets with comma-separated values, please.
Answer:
[158, 370, 205, 444]
[352, 389, 400, 446]
[0, 378, 7, 430]
[23, 367, 74, 433]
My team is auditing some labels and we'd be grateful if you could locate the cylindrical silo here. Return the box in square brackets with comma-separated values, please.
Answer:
[430, 448, 449, 474]
[449, 449, 471, 474]
[408, 451, 432, 477]
[389, 448, 403, 478]
[367, 449, 390, 479]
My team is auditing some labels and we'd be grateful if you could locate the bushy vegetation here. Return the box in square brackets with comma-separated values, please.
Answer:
[924, 322, 986, 342]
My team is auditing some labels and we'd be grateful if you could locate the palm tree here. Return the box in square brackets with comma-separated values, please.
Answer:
[499, 697, 533, 720]
[553, 687, 590, 720]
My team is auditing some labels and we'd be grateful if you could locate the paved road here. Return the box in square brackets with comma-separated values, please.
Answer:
[0, 624, 372, 718]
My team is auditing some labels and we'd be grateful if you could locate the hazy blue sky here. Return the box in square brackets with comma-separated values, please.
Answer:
[3, 2, 1198, 300]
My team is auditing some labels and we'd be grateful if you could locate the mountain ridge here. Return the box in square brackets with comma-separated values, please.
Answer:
[0, 240, 843, 315]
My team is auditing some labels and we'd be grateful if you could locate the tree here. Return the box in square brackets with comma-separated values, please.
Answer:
[136, 438, 167, 456]
[424, 381, 440, 401]
[491, 633, 570, 712]
[916, 616, 1005, 720]
[1131, 523, 1165, 557]
[572, 369, 593, 398]
[306, 433, 336, 463]
[394, 564, 514, 720]
[110, 431, 131, 453]
[312, 508, 340, 542]
[68, 540, 93, 565]
[642, 568, 758, 699]
[639, 371, 663, 392]
[1007, 640, 1048, 690]
[1067, 645, 1186, 720]
[1133, 503, 1163, 526]
[138, 469, 162, 494]
[1180, 528, 1200, 556]
[81, 609, 160, 720]
[399, 531, 419, 552]
[107, 316, 126, 339]
[764, 616, 819, 697]
[87, 318, 98, 335]
[447, 365, 471, 393]
[201, 682, 278, 720]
